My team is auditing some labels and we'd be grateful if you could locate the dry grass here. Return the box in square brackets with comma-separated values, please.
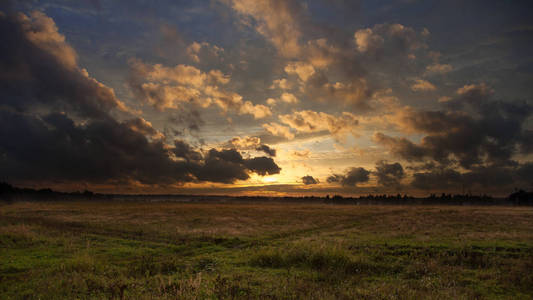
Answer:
[1, 200, 532, 299]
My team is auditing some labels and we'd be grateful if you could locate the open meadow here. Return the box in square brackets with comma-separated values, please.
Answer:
[1, 200, 533, 299]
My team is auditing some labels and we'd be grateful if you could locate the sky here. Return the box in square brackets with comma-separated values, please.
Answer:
[1, 0, 533, 196]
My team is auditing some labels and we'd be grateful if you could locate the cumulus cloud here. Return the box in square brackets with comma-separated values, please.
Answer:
[270, 78, 294, 90]
[196, 149, 281, 183]
[305, 38, 341, 69]
[239, 101, 272, 118]
[426, 63, 453, 75]
[129, 59, 270, 118]
[284, 61, 316, 82]
[354, 23, 427, 58]
[225, 136, 262, 149]
[375, 84, 533, 170]
[186, 41, 224, 64]
[0, 11, 133, 119]
[354, 28, 384, 53]
[327, 167, 370, 187]
[0, 111, 281, 185]
[411, 79, 436, 92]
[225, 0, 431, 112]
[224, 0, 307, 58]
[224, 136, 276, 156]
[266, 92, 299, 106]
[263, 122, 295, 140]
[244, 156, 281, 175]
[375, 161, 404, 187]
[256, 144, 277, 157]
[373, 132, 427, 161]
[280, 92, 299, 104]
[0, 10, 281, 186]
[409, 164, 533, 192]
[307, 77, 371, 109]
[279, 110, 358, 140]
[124, 117, 165, 140]
[302, 175, 319, 185]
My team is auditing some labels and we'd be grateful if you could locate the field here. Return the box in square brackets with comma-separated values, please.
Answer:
[1, 201, 533, 299]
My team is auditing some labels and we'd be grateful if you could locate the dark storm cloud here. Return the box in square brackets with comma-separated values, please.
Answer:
[196, 149, 250, 183]
[0, 10, 281, 186]
[375, 161, 404, 187]
[196, 149, 281, 183]
[244, 157, 281, 176]
[0, 110, 281, 185]
[410, 168, 463, 190]
[168, 107, 205, 133]
[376, 84, 533, 169]
[327, 167, 370, 187]
[256, 144, 276, 157]
[301, 175, 318, 185]
[326, 174, 344, 184]
[410, 163, 533, 192]
[519, 130, 533, 154]
[373, 133, 427, 162]
[0, 11, 129, 119]
[173, 140, 203, 162]
[0, 110, 192, 184]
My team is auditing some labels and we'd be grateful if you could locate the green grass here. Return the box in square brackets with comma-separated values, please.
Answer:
[1, 201, 532, 299]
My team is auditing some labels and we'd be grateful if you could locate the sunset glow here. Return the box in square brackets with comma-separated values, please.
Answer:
[1, 0, 532, 196]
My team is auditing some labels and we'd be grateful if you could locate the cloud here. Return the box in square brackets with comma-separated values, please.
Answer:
[306, 77, 371, 109]
[284, 61, 316, 82]
[224, 0, 307, 58]
[124, 117, 165, 140]
[239, 101, 272, 118]
[305, 38, 341, 69]
[456, 83, 489, 95]
[375, 84, 533, 169]
[225, 136, 262, 149]
[0, 10, 281, 187]
[426, 63, 453, 75]
[292, 150, 310, 159]
[438, 96, 452, 103]
[375, 161, 404, 187]
[195, 149, 252, 183]
[280, 92, 299, 104]
[0, 11, 133, 119]
[0, 109, 282, 185]
[270, 78, 293, 90]
[410, 168, 463, 190]
[263, 122, 295, 140]
[168, 107, 205, 133]
[373, 132, 428, 161]
[278, 110, 358, 140]
[224, 136, 276, 156]
[409, 164, 533, 192]
[256, 144, 276, 157]
[302, 175, 318, 185]
[129, 59, 270, 118]
[327, 167, 370, 187]
[244, 156, 281, 175]
[354, 28, 384, 53]
[354, 23, 426, 58]
[411, 79, 436, 92]
[186, 41, 224, 64]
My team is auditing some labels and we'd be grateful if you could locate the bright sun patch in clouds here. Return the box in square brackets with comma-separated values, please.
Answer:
[0, 0, 532, 196]
[262, 176, 278, 183]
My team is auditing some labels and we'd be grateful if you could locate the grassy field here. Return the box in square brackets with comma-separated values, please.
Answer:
[1, 201, 532, 299]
